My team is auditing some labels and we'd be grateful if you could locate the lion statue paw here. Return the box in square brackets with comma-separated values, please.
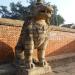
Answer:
[25, 62, 35, 69]
[38, 59, 48, 67]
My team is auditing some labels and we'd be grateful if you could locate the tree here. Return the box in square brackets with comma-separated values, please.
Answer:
[56, 15, 64, 25]
[0, 2, 29, 20]
[50, 5, 64, 25]
[0, 1, 65, 25]
[28, 0, 45, 3]
[0, 6, 9, 18]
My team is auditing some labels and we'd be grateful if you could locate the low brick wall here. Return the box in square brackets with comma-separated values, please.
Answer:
[46, 31, 75, 56]
[0, 25, 21, 63]
[0, 25, 75, 63]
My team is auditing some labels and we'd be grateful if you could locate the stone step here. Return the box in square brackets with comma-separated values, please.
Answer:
[0, 64, 53, 75]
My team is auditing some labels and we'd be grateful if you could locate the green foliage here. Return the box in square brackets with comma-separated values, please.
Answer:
[0, 1, 65, 25]
[28, 0, 45, 3]
[0, 6, 9, 17]
[56, 15, 64, 25]
[0, 2, 28, 20]
[50, 5, 64, 25]
[51, 14, 64, 25]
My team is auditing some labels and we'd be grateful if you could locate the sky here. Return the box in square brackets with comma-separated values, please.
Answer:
[0, 0, 75, 24]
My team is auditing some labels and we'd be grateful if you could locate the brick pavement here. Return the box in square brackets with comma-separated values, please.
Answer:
[0, 55, 75, 75]
[50, 56, 75, 75]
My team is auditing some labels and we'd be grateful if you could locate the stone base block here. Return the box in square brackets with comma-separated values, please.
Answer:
[16, 65, 54, 75]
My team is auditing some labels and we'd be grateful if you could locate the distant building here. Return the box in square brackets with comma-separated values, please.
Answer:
[60, 23, 75, 29]
[70, 25, 75, 29]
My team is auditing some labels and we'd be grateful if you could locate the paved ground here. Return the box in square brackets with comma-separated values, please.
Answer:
[49, 56, 75, 75]
[0, 55, 75, 75]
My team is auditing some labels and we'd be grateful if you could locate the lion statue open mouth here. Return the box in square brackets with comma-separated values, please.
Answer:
[15, 0, 53, 69]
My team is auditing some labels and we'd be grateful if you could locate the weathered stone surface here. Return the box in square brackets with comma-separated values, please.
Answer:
[15, 0, 53, 70]
[16, 65, 53, 75]
[0, 64, 16, 75]
[0, 64, 54, 75]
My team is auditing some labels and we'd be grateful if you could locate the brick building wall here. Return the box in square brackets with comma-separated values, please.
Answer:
[0, 21, 75, 63]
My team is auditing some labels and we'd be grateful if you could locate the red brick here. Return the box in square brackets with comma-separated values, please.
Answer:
[0, 25, 75, 63]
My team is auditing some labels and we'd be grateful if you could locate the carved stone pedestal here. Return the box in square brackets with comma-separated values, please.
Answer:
[16, 65, 53, 75]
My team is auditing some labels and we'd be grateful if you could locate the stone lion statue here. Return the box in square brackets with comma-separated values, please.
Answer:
[15, 0, 53, 69]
